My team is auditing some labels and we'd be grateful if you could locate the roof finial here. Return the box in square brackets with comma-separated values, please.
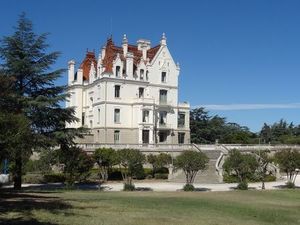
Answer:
[122, 34, 128, 44]
[160, 32, 167, 46]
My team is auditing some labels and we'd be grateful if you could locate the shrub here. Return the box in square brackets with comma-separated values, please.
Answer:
[123, 183, 135, 191]
[223, 174, 276, 183]
[237, 181, 248, 190]
[145, 174, 153, 179]
[44, 173, 66, 183]
[154, 173, 168, 180]
[286, 181, 295, 189]
[183, 184, 195, 191]
[22, 173, 44, 184]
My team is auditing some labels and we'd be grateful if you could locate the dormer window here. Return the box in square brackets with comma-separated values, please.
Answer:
[116, 66, 121, 77]
[140, 69, 144, 80]
[161, 72, 166, 83]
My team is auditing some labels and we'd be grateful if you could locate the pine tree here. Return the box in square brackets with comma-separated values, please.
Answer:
[0, 13, 81, 189]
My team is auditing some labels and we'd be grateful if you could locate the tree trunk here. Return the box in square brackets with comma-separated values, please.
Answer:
[13, 155, 22, 190]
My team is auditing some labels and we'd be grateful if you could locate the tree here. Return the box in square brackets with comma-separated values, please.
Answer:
[223, 149, 258, 190]
[93, 148, 118, 185]
[274, 149, 300, 186]
[175, 150, 208, 191]
[58, 146, 94, 187]
[254, 150, 273, 189]
[147, 153, 172, 176]
[117, 149, 145, 190]
[190, 107, 256, 144]
[0, 14, 80, 189]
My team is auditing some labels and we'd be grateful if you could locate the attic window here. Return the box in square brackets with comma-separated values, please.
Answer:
[116, 66, 121, 77]
[140, 69, 144, 80]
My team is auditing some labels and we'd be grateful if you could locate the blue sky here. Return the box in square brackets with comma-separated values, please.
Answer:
[1, 0, 300, 132]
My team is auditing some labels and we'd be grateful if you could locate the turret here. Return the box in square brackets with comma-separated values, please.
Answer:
[68, 60, 75, 85]
[160, 32, 167, 46]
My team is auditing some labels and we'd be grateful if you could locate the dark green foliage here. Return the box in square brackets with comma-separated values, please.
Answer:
[223, 174, 276, 183]
[123, 183, 135, 191]
[147, 153, 172, 176]
[22, 173, 44, 184]
[43, 173, 66, 183]
[223, 149, 259, 190]
[175, 150, 209, 185]
[117, 149, 145, 186]
[259, 119, 300, 144]
[190, 107, 256, 144]
[183, 184, 195, 191]
[274, 149, 300, 184]
[58, 146, 94, 186]
[285, 181, 296, 189]
[237, 181, 248, 190]
[0, 14, 81, 189]
[154, 173, 168, 179]
[93, 148, 118, 184]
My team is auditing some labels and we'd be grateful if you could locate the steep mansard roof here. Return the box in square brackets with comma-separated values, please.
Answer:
[80, 37, 161, 80]
[80, 51, 97, 81]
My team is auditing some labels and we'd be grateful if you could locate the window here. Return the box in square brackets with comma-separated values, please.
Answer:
[159, 90, 167, 104]
[178, 132, 185, 144]
[146, 70, 149, 80]
[178, 112, 185, 127]
[97, 108, 100, 124]
[114, 130, 120, 144]
[142, 110, 149, 123]
[82, 112, 85, 126]
[89, 120, 93, 128]
[140, 69, 144, 80]
[114, 108, 120, 123]
[161, 72, 166, 83]
[139, 87, 144, 98]
[115, 85, 120, 98]
[116, 66, 120, 77]
[159, 131, 167, 143]
[159, 111, 167, 125]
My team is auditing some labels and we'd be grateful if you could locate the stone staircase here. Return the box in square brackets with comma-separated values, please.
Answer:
[169, 148, 223, 184]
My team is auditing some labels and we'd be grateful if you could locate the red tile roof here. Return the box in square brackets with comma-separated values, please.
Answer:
[80, 51, 97, 81]
[102, 37, 160, 73]
[80, 37, 161, 80]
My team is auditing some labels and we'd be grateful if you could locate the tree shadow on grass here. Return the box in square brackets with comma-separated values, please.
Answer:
[0, 217, 58, 225]
[273, 184, 300, 189]
[0, 191, 73, 225]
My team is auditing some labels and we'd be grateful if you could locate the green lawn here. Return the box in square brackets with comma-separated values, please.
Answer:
[1, 189, 300, 225]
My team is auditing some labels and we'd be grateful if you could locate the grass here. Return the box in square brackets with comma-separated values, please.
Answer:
[0, 189, 300, 225]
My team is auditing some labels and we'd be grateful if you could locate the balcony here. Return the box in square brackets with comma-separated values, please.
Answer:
[157, 123, 172, 130]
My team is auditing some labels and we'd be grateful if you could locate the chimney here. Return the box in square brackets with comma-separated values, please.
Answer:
[122, 34, 128, 56]
[137, 39, 151, 61]
[126, 52, 134, 77]
[68, 60, 75, 85]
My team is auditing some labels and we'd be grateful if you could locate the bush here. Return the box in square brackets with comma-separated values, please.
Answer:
[108, 169, 123, 181]
[286, 181, 295, 189]
[44, 173, 66, 183]
[22, 173, 44, 184]
[237, 181, 248, 190]
[123, 183, 135, 191]
[145, 174, 153, 179]
[223, 174, 276, 183]
[155, 167, 169, 174]
[154, 173, 168, 179]
[183, 184, 195, 191]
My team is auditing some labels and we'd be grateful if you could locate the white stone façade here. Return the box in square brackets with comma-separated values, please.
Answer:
[66, 34, 190, 145]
